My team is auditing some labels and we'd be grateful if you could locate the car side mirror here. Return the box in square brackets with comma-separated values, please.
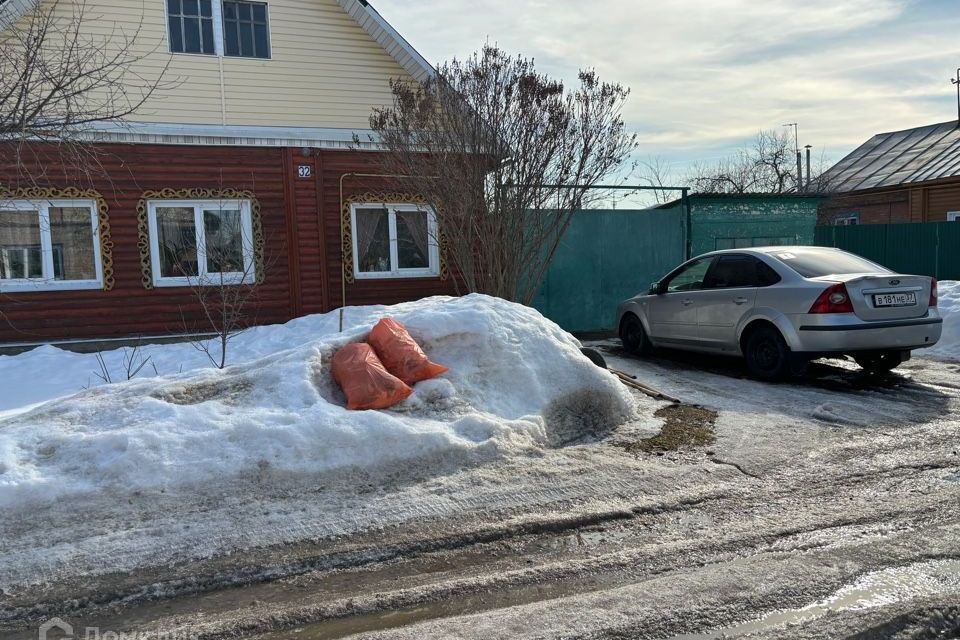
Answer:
[648, 282, 662, 295]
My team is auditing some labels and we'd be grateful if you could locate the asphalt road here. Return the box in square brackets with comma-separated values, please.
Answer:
[3, 347, 959, 639]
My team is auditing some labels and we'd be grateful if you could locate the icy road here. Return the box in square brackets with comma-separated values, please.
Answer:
[3, 346, 960, 639]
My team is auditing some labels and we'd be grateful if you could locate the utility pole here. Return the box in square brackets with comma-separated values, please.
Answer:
[952, 68, 960, 125]
[805, 144, 812, 191]
[784, 122, 802, 191]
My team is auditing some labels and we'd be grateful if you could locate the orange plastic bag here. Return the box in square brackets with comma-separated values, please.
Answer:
[331, 342, 413, 410]
[368, 318, 449, 385]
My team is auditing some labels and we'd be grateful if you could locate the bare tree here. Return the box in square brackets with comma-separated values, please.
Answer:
[89, 339, 153, 385]
[636, 156, 677, 205]
[171, 212, 263, 370]
[0, 0, 173, 184]
[184, 265, 260, 370]
[681, 129, 824, 195]
[368, 44, 637, 304]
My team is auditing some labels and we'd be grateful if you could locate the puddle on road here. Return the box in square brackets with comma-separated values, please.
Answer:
[252, 577, 604, 640]
[254, 556, 960, 640]
[671, 559, 960, 640]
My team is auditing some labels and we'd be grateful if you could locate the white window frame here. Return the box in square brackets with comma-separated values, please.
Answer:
[350, 203, 440, 280]
[947, 211, 960, 222]
[0, 199, 103, 293]
[835, 213, 860, 226]
[147, 199, 256, 288]
[164, 0, 272, 59]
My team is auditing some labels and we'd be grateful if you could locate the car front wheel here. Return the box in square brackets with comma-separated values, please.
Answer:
[744, 326, 792, 381]
[619, 314, 652, 356]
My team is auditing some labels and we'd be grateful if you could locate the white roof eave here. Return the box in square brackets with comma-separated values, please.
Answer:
[0, 0, 38, 30]
[335, 0, 435, 84]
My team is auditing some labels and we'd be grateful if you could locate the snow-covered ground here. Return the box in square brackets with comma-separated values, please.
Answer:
[0, 295, 639, 517]
[2, 288, 959, 636]
[928, 279, 960, 360]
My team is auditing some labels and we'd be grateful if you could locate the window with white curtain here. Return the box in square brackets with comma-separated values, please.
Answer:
[0, 200, 102, 292]
[351, 204, 438, 279]
[147, 199, 255, 287]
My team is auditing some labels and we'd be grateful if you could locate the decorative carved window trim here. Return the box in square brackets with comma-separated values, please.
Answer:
[341, 192, 448, 284]
[137, 188, 265, 289]
[0, 186, 114, 291]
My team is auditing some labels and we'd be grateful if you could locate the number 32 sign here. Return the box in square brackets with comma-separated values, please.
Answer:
[297, 165, 312, 178]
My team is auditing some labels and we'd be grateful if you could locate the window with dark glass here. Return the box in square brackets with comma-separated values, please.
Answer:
[222, 0, 270, 58]
[167, 0, 215, 55]
[665, 258, 713, 293]
[704, 255, 781, 289]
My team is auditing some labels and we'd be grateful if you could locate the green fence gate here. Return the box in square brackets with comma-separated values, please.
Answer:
[685, 194, 822, 256]
[815, 222, 960, 280]
[533, 208, 685, 333]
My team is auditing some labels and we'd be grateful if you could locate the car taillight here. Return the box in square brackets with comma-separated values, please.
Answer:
[930, 278, 938, 307]
[809, 283, 854, 314]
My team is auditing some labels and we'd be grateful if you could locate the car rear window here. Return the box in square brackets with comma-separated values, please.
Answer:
[770, 249, 888, 278]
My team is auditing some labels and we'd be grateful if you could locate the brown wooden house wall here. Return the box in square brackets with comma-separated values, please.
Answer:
[818, 176, 960, 225]
[0, 143, 456, 345]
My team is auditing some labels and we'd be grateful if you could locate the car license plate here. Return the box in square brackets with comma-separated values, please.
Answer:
[874, 292, 916, 307]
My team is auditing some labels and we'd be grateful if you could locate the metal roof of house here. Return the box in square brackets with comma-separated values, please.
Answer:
[822, 120, 960, 193]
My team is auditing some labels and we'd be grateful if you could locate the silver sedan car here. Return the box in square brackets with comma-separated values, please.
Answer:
[616, 247, 942, 380]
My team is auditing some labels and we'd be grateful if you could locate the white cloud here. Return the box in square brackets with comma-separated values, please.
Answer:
[374, 0, 960, 173]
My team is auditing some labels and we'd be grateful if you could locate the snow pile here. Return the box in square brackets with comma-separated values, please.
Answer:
[928, 280, 960, 360]
[0, 295, 637, 510]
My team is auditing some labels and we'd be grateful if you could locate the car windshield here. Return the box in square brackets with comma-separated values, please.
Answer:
[770, 249, 888, 278]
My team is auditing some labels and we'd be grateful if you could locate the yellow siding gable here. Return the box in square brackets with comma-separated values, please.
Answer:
[27, 0, 418, 129]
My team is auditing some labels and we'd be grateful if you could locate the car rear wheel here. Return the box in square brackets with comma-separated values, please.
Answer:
[854, 351, 904, 374]
[619, 314, 652, 356]
[744, 326, 791, 381]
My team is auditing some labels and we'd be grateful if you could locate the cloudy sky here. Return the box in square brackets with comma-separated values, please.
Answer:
[374, 0, 960, 181]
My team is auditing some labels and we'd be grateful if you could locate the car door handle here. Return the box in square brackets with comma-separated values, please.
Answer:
[681, 299, 694, 306]
[733, 297, 749, 305]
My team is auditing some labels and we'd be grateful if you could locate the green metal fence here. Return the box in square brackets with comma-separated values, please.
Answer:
[531, 195, 823, 332]
[687, 195, 821, 256]
[533, 208, 685, 332]
[815, 222, 960, 279]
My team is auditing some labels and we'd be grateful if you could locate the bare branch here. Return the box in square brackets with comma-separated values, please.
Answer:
[0, 0, 176, 188]
[681, 129, 825, 195]
[368, 45, 637, 304]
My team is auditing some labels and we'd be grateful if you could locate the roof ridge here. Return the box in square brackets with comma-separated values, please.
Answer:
[871, 119, 959, 137]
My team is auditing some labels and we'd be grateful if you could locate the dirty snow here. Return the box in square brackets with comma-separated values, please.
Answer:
[928, 279, 960, 360]
[0, 295, 637, 512]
